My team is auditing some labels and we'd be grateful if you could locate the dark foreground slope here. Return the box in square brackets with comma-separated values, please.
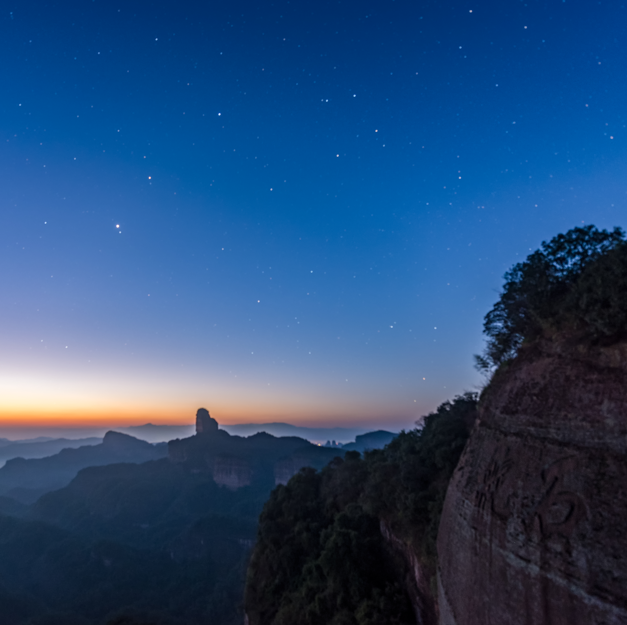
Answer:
[245, 394, 477, 625]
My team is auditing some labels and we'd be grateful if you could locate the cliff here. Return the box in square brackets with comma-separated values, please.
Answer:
[437, 336, 627, 624]
[341, 430, 397, 452]
[168, 409, 340, 489]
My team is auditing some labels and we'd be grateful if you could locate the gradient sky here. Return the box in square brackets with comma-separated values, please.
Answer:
[2, 0, 626, 430]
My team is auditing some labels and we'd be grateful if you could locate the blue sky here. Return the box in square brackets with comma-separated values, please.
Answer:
[2, 0, 626, 429]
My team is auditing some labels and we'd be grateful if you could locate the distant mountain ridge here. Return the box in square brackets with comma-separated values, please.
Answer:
[222, 422, 371, 442]
[0, 419, 393, 505]
[339, 429, 397, 452]
[0, 437, 102, 467]
[0, 436, 55, 447]
[120, 421, 373, 444]
[0, 422, 382, 445]
[168, 409, 342, 489]
[0, 431, 166, 503]
[0, 409, 356, 625]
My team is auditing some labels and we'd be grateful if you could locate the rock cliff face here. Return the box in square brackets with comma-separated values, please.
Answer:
[212, 455, 252, 489]
[380, 520, 438, 625]
[437, 337, 627, 625]
[196, 407, 219, 435]
[168, 409, 340, 489]
[273, 448, 342, 485]
[273, 455, 310, 486]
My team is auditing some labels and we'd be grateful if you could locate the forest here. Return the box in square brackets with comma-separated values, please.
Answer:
[245, 393, 477, 625]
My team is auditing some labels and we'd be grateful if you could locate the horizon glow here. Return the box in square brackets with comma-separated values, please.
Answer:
[2, 0, 626, 431]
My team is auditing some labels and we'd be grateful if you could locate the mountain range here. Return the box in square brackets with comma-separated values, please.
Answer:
[0, 422, 381, 445]
[0, 411, 356, 625]
[0, 437, 102, 467]
[0, 431, 166, 504]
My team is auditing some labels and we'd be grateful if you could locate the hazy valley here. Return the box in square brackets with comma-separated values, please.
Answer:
[0, 412, 395, 624]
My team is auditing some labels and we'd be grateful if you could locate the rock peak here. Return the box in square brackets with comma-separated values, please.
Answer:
[196, 408, 219, 435]
[102, 430, 151, 450]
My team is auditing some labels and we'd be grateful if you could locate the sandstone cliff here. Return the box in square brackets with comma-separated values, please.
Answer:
[437, 337, 627, 625]
[168, 409, 340, 489]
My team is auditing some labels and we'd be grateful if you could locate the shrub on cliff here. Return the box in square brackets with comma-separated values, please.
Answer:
[361, 392, 477, 565]
[476, 224, 627, 371]
[244, 394, 478, 625]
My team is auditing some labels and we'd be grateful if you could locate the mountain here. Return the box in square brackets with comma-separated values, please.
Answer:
[119, 421, 372, 444]
[0, 409, 348, 625]
[340, 430, 397, 452]
[0, 422, 387, 446]
[0, 496, 28, 518]
[220, 422, 370, 443]
[0, 504, 252, 625]
[436, 226, 627, 625]
[0, 437, 102, 466]
[0, 437, 54, 448]
[168, 409, 341, 488]
[0, 431, 167, 503]
[117, 423, 195, 443]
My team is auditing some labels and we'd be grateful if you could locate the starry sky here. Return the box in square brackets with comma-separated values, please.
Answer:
[2, 0, 626, 431]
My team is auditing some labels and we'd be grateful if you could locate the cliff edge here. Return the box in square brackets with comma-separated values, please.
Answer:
[437, 336, 627, 625]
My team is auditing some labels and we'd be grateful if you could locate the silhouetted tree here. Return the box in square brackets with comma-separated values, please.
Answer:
[476, 224, 626, 371]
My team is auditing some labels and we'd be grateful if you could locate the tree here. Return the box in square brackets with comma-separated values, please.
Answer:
[476, 225, 625, 372]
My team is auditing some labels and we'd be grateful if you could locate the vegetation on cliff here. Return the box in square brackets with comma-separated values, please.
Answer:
[246, 223, 627, 625]
[476, 224, 627, 371]
[244, 393, 477, 625]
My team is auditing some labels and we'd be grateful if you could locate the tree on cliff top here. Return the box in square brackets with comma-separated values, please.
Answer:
[476, 224, 627, 372]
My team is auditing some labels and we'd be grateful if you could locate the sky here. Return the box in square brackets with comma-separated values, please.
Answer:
[2, 0, 626, 432]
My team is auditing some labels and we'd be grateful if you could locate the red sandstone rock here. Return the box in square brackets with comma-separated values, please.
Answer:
[196, 407, 219, 435]
[212, 455, 252, 489]
[437, 338, 627, 625]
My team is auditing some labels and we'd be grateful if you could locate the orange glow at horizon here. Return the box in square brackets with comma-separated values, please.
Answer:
[0, 401, 418, 429]
[1, 370, 424, 430]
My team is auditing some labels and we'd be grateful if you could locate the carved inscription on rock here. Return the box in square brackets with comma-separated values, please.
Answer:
[474, 448, 587, 543]
[475, 447, 515, 521]
[533, 456, 587, 538]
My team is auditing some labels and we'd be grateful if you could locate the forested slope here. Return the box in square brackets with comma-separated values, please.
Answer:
[245, 394, 477, 625]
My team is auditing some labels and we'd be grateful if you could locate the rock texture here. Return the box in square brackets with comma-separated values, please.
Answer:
[168, 410, 340, 489]
[273, 454, 310, 486]
[195, 407, 219, 435]
[212, 455, 252, 489]
[437, 337, 627, 625]
[381, 520, 438, 625]
[273, 448, 341, 485]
